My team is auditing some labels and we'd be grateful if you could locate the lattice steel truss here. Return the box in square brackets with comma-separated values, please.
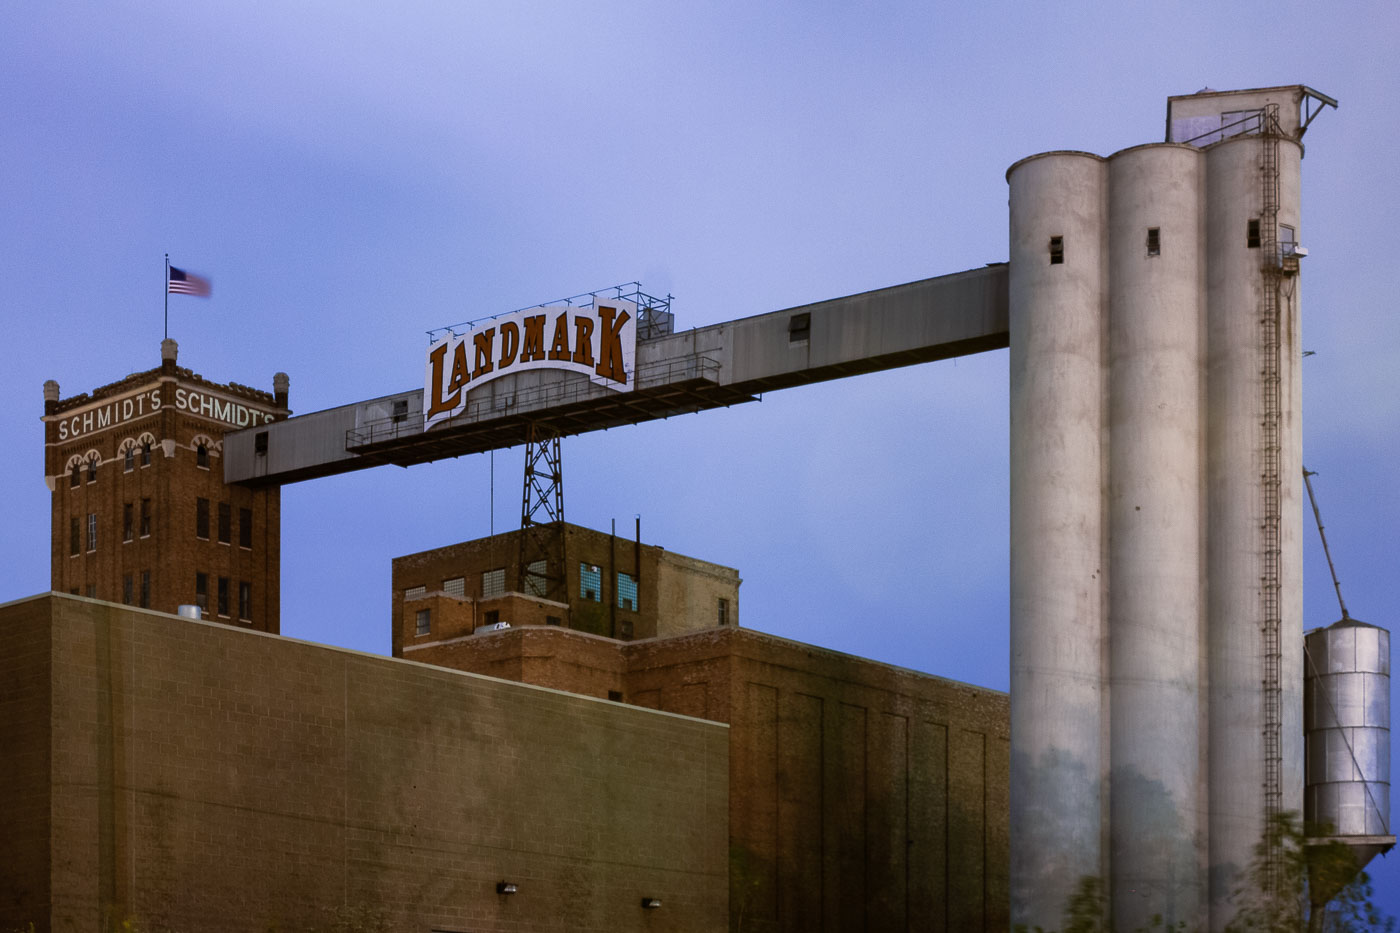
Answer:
[518, 423, 565, 604]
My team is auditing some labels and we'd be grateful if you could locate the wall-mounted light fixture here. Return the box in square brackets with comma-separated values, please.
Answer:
[496, 882, 517, 895]
[640, 897, 662, 909]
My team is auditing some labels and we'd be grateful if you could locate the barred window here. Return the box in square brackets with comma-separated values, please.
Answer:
[443, 576, 465, 597]
[404, 585, 426, 601]
[87, 513, 97, 552]
[524, 560, 547, 597]
[616, 572, 638, 611]
[580, 563, 601, 602]
[481, 568, 506, 600]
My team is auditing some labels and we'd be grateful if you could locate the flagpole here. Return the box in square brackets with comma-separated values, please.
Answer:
[164, 253, 169, 340]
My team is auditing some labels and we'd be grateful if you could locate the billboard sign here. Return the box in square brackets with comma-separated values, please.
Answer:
[424, 297, 636, 430]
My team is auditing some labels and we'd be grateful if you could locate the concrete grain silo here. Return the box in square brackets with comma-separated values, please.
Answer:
[1008, 85, 1338, 932]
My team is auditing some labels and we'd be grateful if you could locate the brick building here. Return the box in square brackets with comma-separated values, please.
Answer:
[0, 594, 728, 933]
[42, 340, 288, 631]
[394, 534, 1010, 933]
[391, 523, 740, 656]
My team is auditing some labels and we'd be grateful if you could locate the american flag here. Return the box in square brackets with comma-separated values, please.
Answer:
[167, 266, 211, 297]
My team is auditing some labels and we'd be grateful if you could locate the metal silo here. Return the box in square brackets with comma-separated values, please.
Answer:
[1304, 619, 1393, 846]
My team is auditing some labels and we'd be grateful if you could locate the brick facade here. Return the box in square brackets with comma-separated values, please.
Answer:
[0, 594, 729, 933]
[42, 341, 287, 632]
[410, 623, 1012, 931]
[392, 523, 741, 653]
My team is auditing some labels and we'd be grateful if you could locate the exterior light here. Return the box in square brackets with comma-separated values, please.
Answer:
[496, 882, 517, 895]
[641, 897, 662, 909]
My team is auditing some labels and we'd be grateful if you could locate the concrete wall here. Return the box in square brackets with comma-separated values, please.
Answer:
[0, 594, 728, 933]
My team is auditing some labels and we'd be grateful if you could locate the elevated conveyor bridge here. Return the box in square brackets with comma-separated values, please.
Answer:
[224, 263, 1008, 487]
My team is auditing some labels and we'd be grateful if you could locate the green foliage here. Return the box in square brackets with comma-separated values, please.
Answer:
[1015, 814, 1395, 933]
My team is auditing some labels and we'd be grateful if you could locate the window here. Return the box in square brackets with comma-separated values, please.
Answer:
[140, 571, 150, 608]
[141, 441, 151, 467]
[254, 431, 268, 456]
[481, 568, 506, 600]
[1049, 236, 1064, 265]
[484, 610, 500, 626]
[87, 460, 97, 484]
[123, 503, 133, 542]
[140, 498, 151, 537]
[607, 690, 623, 702]
[238, 581, 251, 622]
[86, 584, 96, 598]
[404, 585, 426, 601]
[196, 498, 209, 539]
[415, 608, 431, 636]
[718, 597, 730, 626]
[69, 517, 79, 557]
[1147, 227, 1161, 256]
[524, 560, 547, 597]
[443, 576, 465, 597]
[196, 443, 209, 469]
[218, 503, 231, 544]
[580, 563, 601, 602]
[123, 575, 133, 605]
[1247, 219, 1261, 249]
[788, 312, 811, 343]
[616, 572, 638, 611]
[392, 399, 408, 423]
[124, 446, 134, 471]
[1279, 224, 1297, 255]
[69, 465, 80, 488]
[87, 513, 97, 552]
[217, 577, 229, 617]
[546, 615, 562, 626]
[195, 573, 208, 611]
[239, 508, 252, 548]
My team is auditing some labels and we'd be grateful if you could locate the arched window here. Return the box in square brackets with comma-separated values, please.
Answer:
[69, 464, 80, 488]
[86, 460, 98, 484]
[196, 443, 209, 469]
[124, 445, 135, 471]
[141, 440, 151, 467]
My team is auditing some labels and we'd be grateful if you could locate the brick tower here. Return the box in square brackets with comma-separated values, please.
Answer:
[43, 339, 289, 632]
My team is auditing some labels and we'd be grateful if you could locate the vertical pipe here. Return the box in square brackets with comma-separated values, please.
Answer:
[1007, 150, 1109, 930]
[1106, 143, 1207, 931]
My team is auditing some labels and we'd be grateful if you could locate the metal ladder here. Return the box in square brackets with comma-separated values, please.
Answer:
[1258, 102, 1284, 895]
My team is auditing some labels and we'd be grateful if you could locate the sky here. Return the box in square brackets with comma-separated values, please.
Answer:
[3, 0, 1398, 918]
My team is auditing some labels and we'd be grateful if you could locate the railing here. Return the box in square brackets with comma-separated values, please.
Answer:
[426, 283, 675, 342]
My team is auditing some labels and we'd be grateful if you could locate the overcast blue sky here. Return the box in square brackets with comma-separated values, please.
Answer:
[3, 0, 1397, 917]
